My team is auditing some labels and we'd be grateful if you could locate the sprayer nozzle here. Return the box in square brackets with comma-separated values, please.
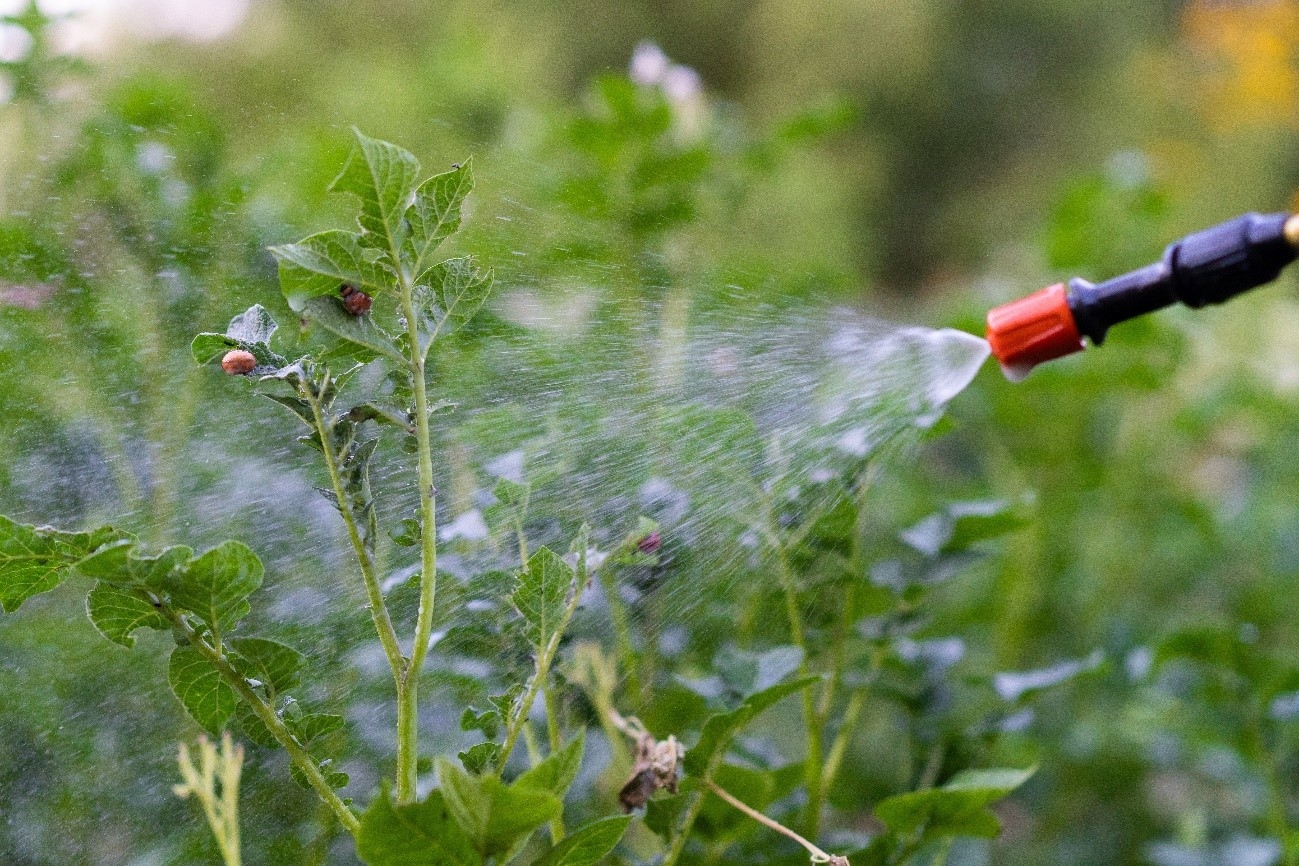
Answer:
[985, 282, 1085, 375]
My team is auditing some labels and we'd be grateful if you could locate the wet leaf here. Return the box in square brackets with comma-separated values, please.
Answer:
[158, 540, 263, 636]
[406, 158, 473, 277]
[168, 645, 236, 735]
[414, 256, 493, 349]
[356, 786, 479, 866]
[228, 637, 305, 696]
[0, 517, 128, 613]
[460, 706, 501, 739]
[874, 766, 1034, 840]
[85, 582, 167, 648]
[436, 757, 563, 857]
[513, 547, 576, 651]
[332, 129, 420, 261]
[684, 676, 820, 776]
[289, 712, 345, 746]
[226, 303, 278, 345]
[235, 701, 279, 749]
[272, 229, 393, 306]
[293, 294, 404, 362]
[516, 732, 584, 797]
[531, 815, 631, 866]
[458, 743, 502, 775]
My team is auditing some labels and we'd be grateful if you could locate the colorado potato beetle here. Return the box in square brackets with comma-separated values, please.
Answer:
[221, 349, 257, 375]
[339, 283, 373, 316]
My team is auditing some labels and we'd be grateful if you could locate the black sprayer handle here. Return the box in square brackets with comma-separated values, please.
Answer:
[1067, 212, 1299, 345]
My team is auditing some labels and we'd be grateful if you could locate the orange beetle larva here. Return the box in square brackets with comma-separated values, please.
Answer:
[339, 283, 373, 316]
[221, 349, 257, 375]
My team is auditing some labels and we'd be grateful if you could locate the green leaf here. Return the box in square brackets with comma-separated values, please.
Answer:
[168, 645, 236, 735]
[272, 229, 393, 306]
[531, 815, 631, 866]
[512, 547, 576, 651]
[75, 541, 192, 588]
[294, 295, 404, 362]
[0, 516, 128, 613]
[436, 757, 563, 857]
[516, 732, 584, 797]
[406, 158, 473, 277]
[289, 712, 345, 746]
[683, 676, 820, 777]
[332, 129, 421, 262]
[873, 766, 1035, 841]
[160, 540, 263, 636]
[357, 786, 479, 866]
[228, 637, 305, 695]
[460, 706, 501, 739]
[86, 582, 167, 648]
[235, 701, 279, 749]
[900, 500, 1030, 558]
[415, 256, 493, 348]
[458, 743, 502, 775]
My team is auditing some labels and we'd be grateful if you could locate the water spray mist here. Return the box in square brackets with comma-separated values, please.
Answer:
[986, 212, 1299, 379]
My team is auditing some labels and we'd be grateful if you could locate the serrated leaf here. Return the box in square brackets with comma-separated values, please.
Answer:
[332, 129, 421, 262]
[683, 676, 820, 776]
[272, 229, 393, 307]
[290, 712, 345, 745]
[436, 757, 563, 857]
[75, 541, 192, 588]
[226, 304, 279, 344]
[356, 786, 479, 866]
[160, 540, 263, 637]
[458, 743, 502, 775]
[0, 517, 128, 613]
[262, 394, 316, 426]
[531, 815, 631, 866]
[516, 733, 584, 797]
[346, 402, 414, 432]
[235, 700, 280, 749]
[169, 645, 236, 735]
[191, 329, 287, 369]
[294, 295, 403, 362]
[86, 582, 167, 648]
[512, 547, 576, 652]
[873, 766, 1035, 840]
[415, 257, 493, 348]
[228, 637, 305, 695]
[460, 706, 501, 739]
[406, 159, 473, 277]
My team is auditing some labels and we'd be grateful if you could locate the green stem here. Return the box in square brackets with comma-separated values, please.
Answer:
[167, 610, 359, 836]
[598, 566, 641, 700]
[302, 382, 406, 683]
[661, 791, 707, 866]
[498, 556, 592, 772]
[398, 282, 440, 804]
[1249, 713, 1294, 865]
[774, 546, 822, 839]
[821, 691, 864, 792]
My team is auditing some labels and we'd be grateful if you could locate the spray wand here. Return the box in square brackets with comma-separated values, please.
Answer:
[985, 212, 1299, 379]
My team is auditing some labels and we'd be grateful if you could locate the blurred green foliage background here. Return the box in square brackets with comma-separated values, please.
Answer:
[5, 0, 1299, 864]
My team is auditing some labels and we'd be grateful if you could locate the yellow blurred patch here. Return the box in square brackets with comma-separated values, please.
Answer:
[1183, 0, 1299, 130]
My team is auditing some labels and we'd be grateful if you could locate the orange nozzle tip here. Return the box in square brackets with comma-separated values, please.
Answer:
[986, 282, 1085, 371]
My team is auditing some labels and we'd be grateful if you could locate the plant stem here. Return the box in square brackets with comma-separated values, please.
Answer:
[166, 610, 360, 836]
[703, 780, 847, 866]
[661, 791, 707, 866]
[773, 545, 823, 840]
[498, 554, 592, 772]
[398, 283, 440, 804]
[302, 382, 405, 683]
[821, 691, 864, 792]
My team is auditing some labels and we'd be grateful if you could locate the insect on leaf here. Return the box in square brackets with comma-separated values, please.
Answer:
[271, 229, 393, 307]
